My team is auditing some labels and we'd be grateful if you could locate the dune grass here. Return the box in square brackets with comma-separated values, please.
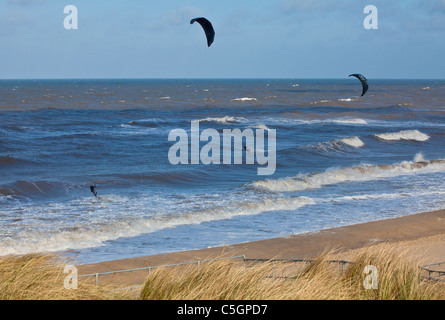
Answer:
[0, 253, 129, 300]
[140, 244, 445, 300]
[1, 243, 444, 300]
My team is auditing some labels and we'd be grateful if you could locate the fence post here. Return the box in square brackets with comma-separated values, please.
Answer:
[95, 273, 99, 286]
[272, 261, 275, 278]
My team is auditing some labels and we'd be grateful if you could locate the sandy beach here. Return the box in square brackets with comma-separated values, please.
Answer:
[78, 209, 445, 287]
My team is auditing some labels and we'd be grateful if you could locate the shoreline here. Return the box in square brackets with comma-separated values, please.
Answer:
[78, 209, 445, 286]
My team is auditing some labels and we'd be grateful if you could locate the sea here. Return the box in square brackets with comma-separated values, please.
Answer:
[0, 79, 444, 264]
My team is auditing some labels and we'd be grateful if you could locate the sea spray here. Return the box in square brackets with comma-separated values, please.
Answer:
[414, 152, 425, 162]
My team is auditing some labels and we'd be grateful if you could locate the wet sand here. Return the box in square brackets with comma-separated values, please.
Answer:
[78, 209, 445, 287]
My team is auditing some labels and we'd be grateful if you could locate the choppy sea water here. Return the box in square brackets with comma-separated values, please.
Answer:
[0, 79, 444, 264]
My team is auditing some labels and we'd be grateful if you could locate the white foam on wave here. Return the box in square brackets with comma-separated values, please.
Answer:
[310, 99, 331, 105]
[333, 118, 368, 125]
[117, 124, 158, 136]
[337, 98, 357, 102]
[0, 194, 314, 256]
[198, 116, 247, 124]
[288, 118, 368, 125]
[267, 117, 369, 126]
[339, 136, 365, 148]
[133, 118, 168, 124]
[251, 158, 445, 192]
[308, 136, 365, 153]
[230, 97, 258, 102]
[332, 189, 445, 202]
[374, 130, 430, 142]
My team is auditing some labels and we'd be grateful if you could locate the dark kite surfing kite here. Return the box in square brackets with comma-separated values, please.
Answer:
[349, 73, 369, 97]
[190, 17, 215, 47]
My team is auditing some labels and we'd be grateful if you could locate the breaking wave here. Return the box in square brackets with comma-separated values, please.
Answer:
[374, 130, 430, 142]
[251, 158, 445, 192]
[198, 116, 247, 124]
[305, 136, 365, 153]
[0, 195, 314, 256]
[230, 97, 258, 102]
[339, 137, 365, 148]
[333, 118, 368, 125]
[337, 98, 357, 102]
[310, 99, 331, 105]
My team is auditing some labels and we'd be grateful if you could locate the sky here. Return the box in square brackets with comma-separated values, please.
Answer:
[0, 0, 444, 79]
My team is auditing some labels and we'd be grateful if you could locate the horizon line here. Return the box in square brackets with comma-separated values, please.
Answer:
[1, 77, 445, 81]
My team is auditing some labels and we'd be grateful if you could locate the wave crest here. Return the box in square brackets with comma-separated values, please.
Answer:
[230, 97, 258, 102]
[374, 130, 430, 142]
[333, 118, 368, 125]
[198, 116, 247, 124]
[339, 137, 365, 148]
[0, 195, 314, 256]
[305, 136, 365, 153]
[251, 159, 445, 192]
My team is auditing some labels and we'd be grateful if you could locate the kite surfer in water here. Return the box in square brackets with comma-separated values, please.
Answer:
[90, 184, 97, 197]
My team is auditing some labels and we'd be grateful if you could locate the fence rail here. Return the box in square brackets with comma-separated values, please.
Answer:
[79, 256, 445, 287]
[79, 255, 246, 286]
[79, 256, 351, 286]
[420, 262, 445, 282]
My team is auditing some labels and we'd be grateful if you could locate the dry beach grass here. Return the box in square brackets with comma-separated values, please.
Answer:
[1, 209, 444, 300]
[139, 243, 444, 300]
[1, 242, 443, 300]
[0, 253, 130, 300]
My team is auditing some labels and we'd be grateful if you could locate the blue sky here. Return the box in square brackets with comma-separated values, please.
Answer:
[1, 0, 444, 79]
